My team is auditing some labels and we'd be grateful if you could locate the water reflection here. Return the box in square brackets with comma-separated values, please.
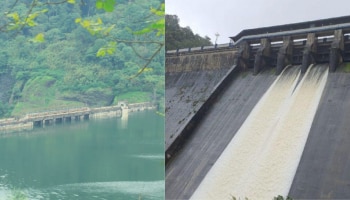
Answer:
[121, 109, 129, 129]
[1, 180, 164, 200]
[0, 111, 164, 200]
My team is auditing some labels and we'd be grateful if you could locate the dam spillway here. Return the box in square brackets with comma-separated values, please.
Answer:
[289, 71, 350, 198]
[166, 65, 276, 199]
[190, 64, 328, 199]
[166, 15, 350, 200]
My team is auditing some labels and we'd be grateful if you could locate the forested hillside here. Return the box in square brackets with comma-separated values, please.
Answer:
[165, 14, 212, 50]
[0, 0, 164, 118]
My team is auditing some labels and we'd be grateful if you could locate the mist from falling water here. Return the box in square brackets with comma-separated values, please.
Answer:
[190, 64, 329, 200]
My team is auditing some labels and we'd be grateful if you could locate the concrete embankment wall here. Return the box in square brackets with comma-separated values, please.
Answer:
[127, 102, 156, 112]
[90, 110, 122, 119]
[165, 51, 236, 152]
[0, 121, 33, 133]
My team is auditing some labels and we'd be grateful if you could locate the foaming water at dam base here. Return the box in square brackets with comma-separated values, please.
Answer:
[190, 64, 329, 200]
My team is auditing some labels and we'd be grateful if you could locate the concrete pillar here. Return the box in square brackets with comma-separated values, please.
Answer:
[55, 118, 63, 124]
[253, 38, 271, 75]
[64, 116, 71, 123]
[43, 119, 52, 127]
[330, 29, 344, 72]
[301, 33, 317, 73]
[234, 41, 250, 69]
[276, 36, 293, 75]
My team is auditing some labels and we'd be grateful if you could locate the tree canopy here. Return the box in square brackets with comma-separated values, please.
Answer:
[165, 14, 212, 51]
[0, 0, 165, 118]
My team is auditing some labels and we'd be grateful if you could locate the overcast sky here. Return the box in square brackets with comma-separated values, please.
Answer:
[166, 0, 350, 44]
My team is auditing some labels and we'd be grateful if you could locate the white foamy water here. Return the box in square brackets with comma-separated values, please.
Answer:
[133, 154, 164, 160]
[190, 65, 328, 200]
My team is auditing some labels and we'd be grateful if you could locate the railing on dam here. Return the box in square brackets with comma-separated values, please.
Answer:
[25, 107, 91, 121]
[0, 102, 157, 131]
[166, 15, 350, 75]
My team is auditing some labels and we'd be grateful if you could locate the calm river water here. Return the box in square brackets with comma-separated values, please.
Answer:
[0, 110, 164, 200]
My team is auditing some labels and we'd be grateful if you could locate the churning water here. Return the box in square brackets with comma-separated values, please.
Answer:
[190, 64, 328, 200]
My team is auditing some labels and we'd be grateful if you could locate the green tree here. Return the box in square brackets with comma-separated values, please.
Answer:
[165, 14, 212, 50]
[0, 0, 165, 118]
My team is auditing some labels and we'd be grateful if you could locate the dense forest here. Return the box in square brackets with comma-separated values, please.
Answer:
[0, 0, 164, 118]
[165, 14, 212, 50]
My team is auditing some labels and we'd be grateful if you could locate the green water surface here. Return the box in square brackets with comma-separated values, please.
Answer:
[0, 111, 164, 200]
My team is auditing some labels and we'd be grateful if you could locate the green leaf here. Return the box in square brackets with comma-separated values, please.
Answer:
[29, 33, 45, 43]
[28, 13, 39, 20]
[103, 0, 116, 12]
[96, 42, 116, 57]
[133, 3, 165, 36]
[96, 49, 106, 57]
[67, 0, 75, 4]
[103, 25, 115, 35]
[7, 12, 20, 23]
[26, 20, 37, 27]
[134, 27, 151, 35]
[139, 68, 153, 73]
[96, 0, 116, 12]
[35, 33, 45, 42]
[150, 22, 164, 29]
[75, 18, 82, 23]
[96, 1, 103, 9]
[106, 48, 114, 55]
[81, 20, 90, 28]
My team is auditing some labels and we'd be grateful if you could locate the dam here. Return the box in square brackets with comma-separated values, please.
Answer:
[166, 15, 350, 199]
[0, 102, 156, 132]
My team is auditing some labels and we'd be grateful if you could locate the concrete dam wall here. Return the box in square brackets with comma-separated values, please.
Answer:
[166, 51, 277, 199]
[166, 51, 350, 199]
[165, 51, 236, 151]
[166, 16, 350, 199]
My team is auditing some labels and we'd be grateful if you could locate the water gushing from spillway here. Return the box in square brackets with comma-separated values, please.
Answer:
[190, 64, 328, 200]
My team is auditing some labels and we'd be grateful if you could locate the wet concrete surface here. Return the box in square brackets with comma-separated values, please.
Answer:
[289, 72, 350, 199]
[166, 59, 350, 199]
[165, 68, 230, 150]
[166, 69, 276, 200]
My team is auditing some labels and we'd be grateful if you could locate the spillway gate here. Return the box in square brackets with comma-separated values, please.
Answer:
[167, 15, 350, 75]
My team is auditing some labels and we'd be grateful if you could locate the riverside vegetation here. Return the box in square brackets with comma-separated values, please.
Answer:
[0, 0, 164, 118]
